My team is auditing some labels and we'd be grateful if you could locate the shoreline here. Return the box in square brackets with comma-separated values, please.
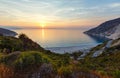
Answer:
[45, 45, 97, 54]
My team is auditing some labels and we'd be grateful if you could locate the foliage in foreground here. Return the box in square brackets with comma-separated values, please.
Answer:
[0, 35, 120, 78]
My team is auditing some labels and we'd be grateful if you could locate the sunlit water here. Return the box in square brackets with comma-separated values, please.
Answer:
[14, 29, 106, 53]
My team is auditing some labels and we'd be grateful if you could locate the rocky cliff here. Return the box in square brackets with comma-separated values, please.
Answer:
[85, 18, 120, 39]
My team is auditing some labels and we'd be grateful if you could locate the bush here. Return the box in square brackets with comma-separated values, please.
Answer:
[0, 36, 23, 53]
[112, 70, 120, 78]
[58, 65, 73, 77]
[13, 52, 49, 70]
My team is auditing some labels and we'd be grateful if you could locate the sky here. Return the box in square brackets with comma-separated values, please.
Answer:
[0, 0, 120, 28]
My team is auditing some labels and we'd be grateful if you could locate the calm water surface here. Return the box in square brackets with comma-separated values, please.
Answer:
[14, 29, 105, 53]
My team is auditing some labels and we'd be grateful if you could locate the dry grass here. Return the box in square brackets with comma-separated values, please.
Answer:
[0, 64, 14, 78]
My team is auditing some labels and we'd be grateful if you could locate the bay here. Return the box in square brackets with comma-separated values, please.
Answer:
[14, 28, 106, 53]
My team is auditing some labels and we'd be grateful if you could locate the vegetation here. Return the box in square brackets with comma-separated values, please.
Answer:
[18, 34, 44, 51]
[0, 34, 44, 53]
[0, 36, 23, 53]
[0, 34, 120, 78]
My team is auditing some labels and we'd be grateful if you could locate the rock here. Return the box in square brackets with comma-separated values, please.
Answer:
[85, 18, 120, 39]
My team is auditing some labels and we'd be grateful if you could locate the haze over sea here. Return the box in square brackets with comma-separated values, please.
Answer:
[14, 28, 106, 53]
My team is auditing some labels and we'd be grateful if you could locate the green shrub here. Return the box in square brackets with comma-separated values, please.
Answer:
[13, 52, 49, 70]
[0, 36, 23, 52]
[112, 70, 120, 78]
[58, 65, 73, 76]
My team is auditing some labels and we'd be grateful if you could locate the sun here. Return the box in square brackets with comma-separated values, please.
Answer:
[39, 22, 46, 28]
[41, 24, 45, 28]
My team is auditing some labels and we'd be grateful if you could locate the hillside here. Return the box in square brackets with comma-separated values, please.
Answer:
[79, 39, 120, 78]
[0, 28, 17, 36]
[0, 34, 44, 53]
[0, 34, 120, 78]
[85, 18, 120, 39]
[86, 38, 120, 57]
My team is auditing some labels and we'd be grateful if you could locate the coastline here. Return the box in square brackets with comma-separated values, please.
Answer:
[45, 32, 111, 54]
[0, 28, 18, 37]
[45, 45, 97, 54]
[84, 32, 111, 40]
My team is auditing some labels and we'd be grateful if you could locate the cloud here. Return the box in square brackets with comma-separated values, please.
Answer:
[109, 3, 120, 8]
[22, 0, 30, 2]
[0, 0, 120, 27]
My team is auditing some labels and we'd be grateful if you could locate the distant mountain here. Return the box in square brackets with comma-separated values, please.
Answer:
[0, 28, 17, 36]
[85, 18, 120, 39]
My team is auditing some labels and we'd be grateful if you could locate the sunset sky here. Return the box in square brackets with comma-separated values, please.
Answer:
[0, 0, 120, 28]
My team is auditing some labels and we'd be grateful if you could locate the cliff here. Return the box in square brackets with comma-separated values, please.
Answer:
[85, 18, 120, 39]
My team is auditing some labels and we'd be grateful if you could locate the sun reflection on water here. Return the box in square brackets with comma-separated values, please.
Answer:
[41, 29, 45, 40]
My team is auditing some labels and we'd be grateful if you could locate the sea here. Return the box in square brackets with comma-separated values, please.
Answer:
[14, 28, 107, 54]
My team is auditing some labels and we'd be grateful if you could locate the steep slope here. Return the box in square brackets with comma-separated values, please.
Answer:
[108, 24, 120, 39]
[0, 28, 17, 36]
[85, 18, 120, 39]
[0, 34, 44, 53]
[87, 38, 120, 57]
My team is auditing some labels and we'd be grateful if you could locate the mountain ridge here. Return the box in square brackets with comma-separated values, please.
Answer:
[0, 28, 17, 36]
[85, 18, 120, 39]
